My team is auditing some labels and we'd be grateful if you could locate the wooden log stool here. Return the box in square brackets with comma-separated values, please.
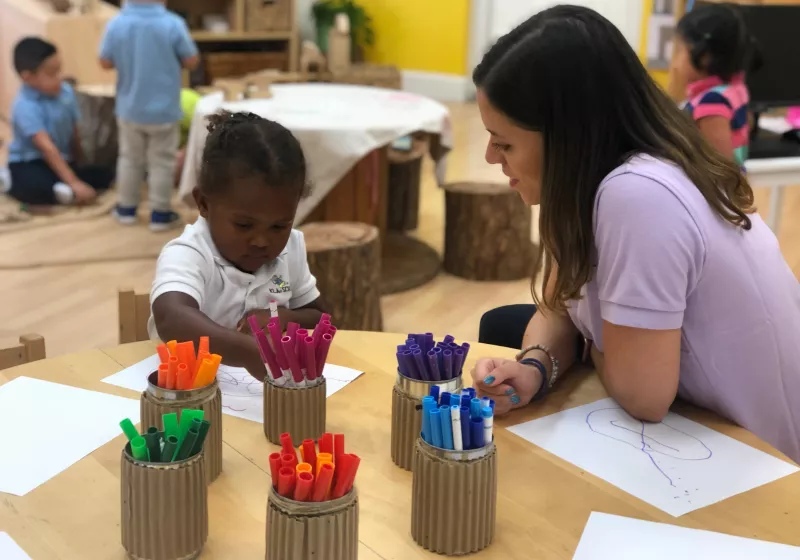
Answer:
[387, 133, 428, 232]
[443, 182, 536, 281]
[75, 84, 118, 169]
[299, 222, 383, 331]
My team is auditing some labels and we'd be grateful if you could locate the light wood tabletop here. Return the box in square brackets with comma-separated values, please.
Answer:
[1, 331, 799, 559]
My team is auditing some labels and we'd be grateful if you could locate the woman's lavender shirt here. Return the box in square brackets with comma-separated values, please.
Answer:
[568, 155, 800, 462]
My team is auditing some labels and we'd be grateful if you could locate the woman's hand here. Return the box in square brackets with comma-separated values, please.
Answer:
[472, 358, 544, 415]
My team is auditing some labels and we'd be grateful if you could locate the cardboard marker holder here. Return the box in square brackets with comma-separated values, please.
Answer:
[391, 371, 463, 470]
[140, 372, 222, 484]
[266, 486, 358, 560]
[263, 376, 326, 445]
[121, 444, 208, 560]
[411, 437, 497, 556]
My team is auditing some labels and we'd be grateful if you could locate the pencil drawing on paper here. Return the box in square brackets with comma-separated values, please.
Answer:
[586, 407, 713, 488]
[216, 366, 262, 413]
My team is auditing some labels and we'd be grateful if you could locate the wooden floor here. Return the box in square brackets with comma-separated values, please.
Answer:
[0, 103, 798, 358]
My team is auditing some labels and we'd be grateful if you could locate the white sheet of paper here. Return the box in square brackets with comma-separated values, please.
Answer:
[573, 512, 800, 559]
[507, 398, 799, 516]
[101, 355, 364, 424]
[0, 533, 32, 560]
[0, 377, 141, 497]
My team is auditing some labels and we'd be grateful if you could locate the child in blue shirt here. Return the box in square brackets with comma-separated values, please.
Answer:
[4, 38, 114, 206]
[99, 0, 199, 232]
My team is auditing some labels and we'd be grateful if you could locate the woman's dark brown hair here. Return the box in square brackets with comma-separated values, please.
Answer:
[473, 5, 754, 311]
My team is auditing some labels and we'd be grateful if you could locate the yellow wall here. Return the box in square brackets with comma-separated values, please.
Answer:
[358, 0, 470, 75]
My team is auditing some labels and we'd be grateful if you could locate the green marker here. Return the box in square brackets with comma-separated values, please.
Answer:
[120, 418, 139, 442]
[162, 413, 178, 440]
[175, 427, 199, 461]
[147, 426, 158, 437]
[162, 435, 178, 463]
[190, 420, 211, 457]
[145, 432, 162, 463]
[176, 409, 204, 452]
[131, 436, 150, 461]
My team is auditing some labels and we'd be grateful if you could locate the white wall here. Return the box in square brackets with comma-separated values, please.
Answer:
[470, 0, 644, 69]
[297, 0, 315, 41]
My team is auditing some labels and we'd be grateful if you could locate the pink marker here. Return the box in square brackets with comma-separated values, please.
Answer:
[282, 336, 306, 387]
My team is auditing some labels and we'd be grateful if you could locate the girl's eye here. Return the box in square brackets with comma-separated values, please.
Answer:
[492, 142, 511, 153]
[234, 222, 253, 230]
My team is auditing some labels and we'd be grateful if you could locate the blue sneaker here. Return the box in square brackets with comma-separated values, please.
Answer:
[150, 210, 182, 232]
[113, 205, 138, 225]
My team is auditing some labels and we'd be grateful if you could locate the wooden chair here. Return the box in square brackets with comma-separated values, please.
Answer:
[118, 288, 151, 344]
[0, 334, 46, 370]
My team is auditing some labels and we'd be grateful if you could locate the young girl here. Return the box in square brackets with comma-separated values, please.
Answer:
[149, 111, 329, 380]
[674, 3, 758, 167]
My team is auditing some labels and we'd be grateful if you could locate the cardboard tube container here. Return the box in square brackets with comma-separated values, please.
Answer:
[263, 376, 326, 445]
[391, 371, 463, 471]
[266, 486, 358, 560]
[140, 372, 222, 484]
[411, 438, 497, 555]
[121, 444, 208, 560]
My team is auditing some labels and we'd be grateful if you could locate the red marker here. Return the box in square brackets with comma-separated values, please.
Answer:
[319, 433, 333, 456]
[268, 453, 281, 489]
[311, 462, 335, 502]
[280, 432, 296, 461]
[277, 467, 296, 498]
[293, 471, 313, 502]
[281, 452, 298, 472]
[301, 439, 317, 474]
[331, 453, 361, 499]
[334, 434, 345, 466]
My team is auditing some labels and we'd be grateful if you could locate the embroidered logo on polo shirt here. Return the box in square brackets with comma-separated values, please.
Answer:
[269, 275, 291, 294]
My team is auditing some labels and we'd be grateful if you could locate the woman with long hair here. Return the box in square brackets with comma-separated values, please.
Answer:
[473, 6, 800, 461]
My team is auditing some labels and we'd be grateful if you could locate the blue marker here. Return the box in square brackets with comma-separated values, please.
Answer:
[470, 398, 482, 420]
[466, 388, 477, 400]
[440, 392, 451, 410]
[430, 386, 440, 405]
[422, 396, 436, 443]
[430, 409, 444, 448]
[460, 393, 471, 410]
[439, 405, 453, 450]
[489, 399, 495, 411]
[460, 406, 471, 449]
[470, 417, 485, 448]
[482, 406, 494, 444]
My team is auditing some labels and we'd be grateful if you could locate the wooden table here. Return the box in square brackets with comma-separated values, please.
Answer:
[1, 331, 799, 559]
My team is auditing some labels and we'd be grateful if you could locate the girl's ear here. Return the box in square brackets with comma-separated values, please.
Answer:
[193, 187, 209, 218]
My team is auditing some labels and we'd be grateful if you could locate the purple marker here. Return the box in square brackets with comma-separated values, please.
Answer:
[453, 348, 465, 377]
[443, 335, 455, 345]
[427, 351, 442, 381]
[461, 342, 470, 364]
[443, 349, 453, 379]
[397, 344, 407, 353]
[396, 351, 406, 376]
[402, 350, 419, 379]
[413, 349, 430, 381]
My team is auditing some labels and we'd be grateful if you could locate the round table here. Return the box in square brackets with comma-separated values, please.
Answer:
[178, 84, 453, 225]
[1, 331, 798, 559]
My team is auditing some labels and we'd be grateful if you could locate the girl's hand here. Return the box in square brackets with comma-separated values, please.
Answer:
[472, 358, 544, 415]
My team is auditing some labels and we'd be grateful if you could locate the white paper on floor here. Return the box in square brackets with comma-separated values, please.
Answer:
[101, 355, 364, 424]
[0, 377, 141, 497]
[507, 398, 799, 516]
[0, 533, 32, 560]
[573, 512, 800, 559]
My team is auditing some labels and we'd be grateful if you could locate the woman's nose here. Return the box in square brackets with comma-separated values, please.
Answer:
[485, 143, 503, 165]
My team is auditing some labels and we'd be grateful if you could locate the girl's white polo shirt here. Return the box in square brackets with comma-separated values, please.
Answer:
[147, 217, 319, 340]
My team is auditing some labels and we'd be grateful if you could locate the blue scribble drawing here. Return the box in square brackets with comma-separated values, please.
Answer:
[586, 407, 712, 488]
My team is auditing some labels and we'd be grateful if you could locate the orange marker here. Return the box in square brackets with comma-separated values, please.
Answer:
[208, 354, 222, 379]
[168, 355, 178, 379]
[156, 344, 170, 364]
[176, 341, 196, 374]
[157, 363, 169, 388]
[166, 340, 178, 357]
[198, 336, 210, 356]
[193, 358, 215, 389]
[316, 453, 333, 477]
[176, 363, 192, 390]
[296, 462, 313, 476]
[166, 367, 177, 390]
[194, 351, 210, 385]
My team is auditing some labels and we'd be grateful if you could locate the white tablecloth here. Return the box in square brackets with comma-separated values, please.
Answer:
[179, 84, 453, 222]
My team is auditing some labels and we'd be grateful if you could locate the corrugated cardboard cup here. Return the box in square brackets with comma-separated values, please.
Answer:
[391, 370, 463, 471]
[411, 437, 497, 556]
[263, 376, 326, 445]
[121, 444, 208, 560]
[266, 486, 359, 560]
[140, 372, 222, 484]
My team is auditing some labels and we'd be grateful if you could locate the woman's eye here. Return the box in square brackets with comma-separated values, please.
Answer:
[492, 142, 511, 152]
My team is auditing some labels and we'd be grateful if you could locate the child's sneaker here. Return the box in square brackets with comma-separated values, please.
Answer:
[113, 205, 138, 225]
[150, 210, 182, 232]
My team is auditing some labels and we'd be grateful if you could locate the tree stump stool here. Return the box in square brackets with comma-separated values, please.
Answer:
[75, 84, 118, 169]
[300, 222, 383, 331]
[387, 134, 428, 232]
[443, 182, 536, 281]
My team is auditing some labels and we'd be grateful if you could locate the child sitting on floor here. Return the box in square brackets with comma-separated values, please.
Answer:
[674, 3, 760, 167]
[148, 111, 329, 380]
[4, 38, 114, 206]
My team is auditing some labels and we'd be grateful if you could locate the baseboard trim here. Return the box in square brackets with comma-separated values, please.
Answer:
[402, 70, 473, 103]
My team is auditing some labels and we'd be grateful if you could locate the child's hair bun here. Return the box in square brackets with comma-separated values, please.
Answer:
[206, 110, 262, 134]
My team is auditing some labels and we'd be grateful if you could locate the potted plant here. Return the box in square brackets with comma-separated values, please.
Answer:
[311, 0, 375, 62]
